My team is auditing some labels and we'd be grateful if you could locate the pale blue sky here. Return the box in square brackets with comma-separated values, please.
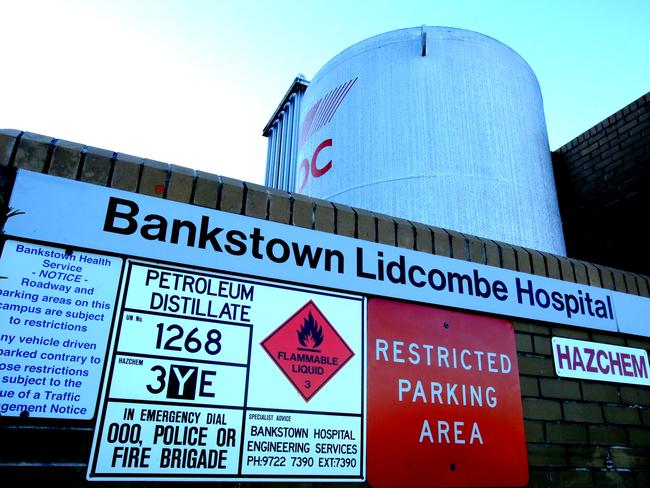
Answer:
[1, 0, 648, 184]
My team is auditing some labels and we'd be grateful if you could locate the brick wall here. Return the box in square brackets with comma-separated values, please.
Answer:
[517, 323, 650, 486]
[553, 92, 650, 276]
[1, 128, 649, 487]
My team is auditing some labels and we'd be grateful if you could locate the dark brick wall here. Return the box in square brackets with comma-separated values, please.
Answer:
[517, 323, 650, 487]
[553, 92, 650, 275]
[1, 129, 649, 487]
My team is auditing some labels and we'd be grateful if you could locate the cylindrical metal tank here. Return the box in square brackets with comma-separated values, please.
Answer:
[295, 26, 566, 255]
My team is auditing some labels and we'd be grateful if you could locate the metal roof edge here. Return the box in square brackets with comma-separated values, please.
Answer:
[262, 75, 310, 136]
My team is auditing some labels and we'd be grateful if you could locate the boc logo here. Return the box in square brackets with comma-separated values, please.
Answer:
[297, 139, 333, 192]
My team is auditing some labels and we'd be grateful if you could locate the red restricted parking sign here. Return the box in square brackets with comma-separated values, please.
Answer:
[367, 298, 528, 487]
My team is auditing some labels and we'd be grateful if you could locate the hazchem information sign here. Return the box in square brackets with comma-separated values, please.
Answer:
[87, 260, 365, 482]
[0, 239, 121, 419]
[553, 337, 650, 386]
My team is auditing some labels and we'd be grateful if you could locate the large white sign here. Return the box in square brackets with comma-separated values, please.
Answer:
[0, 240, 122, 418]
[552, 337, 650, 386]
[6, 170, 649, 337]
[87, 260, 365, 482]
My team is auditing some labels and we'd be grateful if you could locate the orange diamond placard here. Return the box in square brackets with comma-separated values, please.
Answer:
[261, 300, 354, 401]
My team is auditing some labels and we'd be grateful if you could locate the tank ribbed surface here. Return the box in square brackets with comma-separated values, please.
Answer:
[296, 26, 566, 255]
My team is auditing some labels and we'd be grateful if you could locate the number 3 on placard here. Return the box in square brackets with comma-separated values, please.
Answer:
[146, 365, 166, 394]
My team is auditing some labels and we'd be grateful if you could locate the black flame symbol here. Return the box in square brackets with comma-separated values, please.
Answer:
[297, 312, 324, 349]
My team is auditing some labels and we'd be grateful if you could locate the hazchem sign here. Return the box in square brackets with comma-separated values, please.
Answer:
[552, 337, 650, 386]
[87, 261, 365, 481]
[366, 299, 528, 487]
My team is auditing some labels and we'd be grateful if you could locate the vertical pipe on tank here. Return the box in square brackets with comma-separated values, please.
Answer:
[264, 125, 274, 186]
[284, 103, 294, 191]
[284, 96, 296, 191]
[277, 111, 286, 190]
[282, 103, 291, 190]
[270, 120, 281, 188]
[279, 108, 288, 191]
[288, 92, 300, 192]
